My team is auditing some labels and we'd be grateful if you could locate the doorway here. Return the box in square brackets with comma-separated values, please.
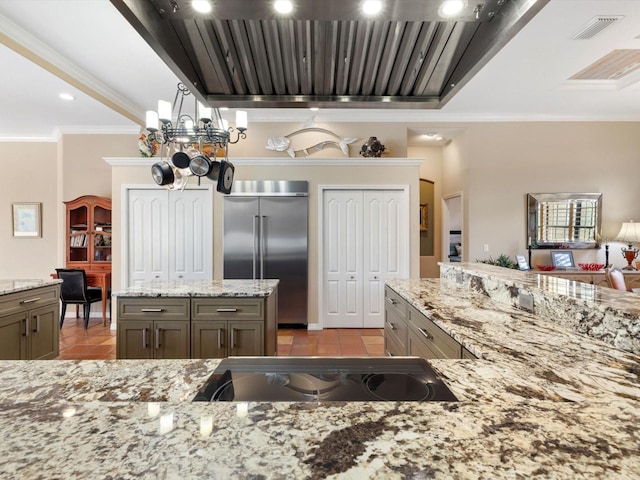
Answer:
[442, 192, 463, 263]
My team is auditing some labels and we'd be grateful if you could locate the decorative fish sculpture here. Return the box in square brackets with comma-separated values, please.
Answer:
[266, 127, 358, 157]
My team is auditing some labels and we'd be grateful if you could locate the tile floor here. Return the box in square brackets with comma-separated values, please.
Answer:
[55, 318, 385, 360]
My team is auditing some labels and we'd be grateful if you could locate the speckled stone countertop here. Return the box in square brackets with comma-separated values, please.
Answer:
[114, 279, 279, 298]
[1, 275, 639, 478]
[440, 262, 640, 354]
[0, 279, 61, 296]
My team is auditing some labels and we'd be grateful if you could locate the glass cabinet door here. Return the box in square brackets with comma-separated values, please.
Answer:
[92, 205, 112, 263]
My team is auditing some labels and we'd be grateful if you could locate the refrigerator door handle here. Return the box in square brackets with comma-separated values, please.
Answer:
[260, 215, 266, 279]
[252, 214, 259, 279]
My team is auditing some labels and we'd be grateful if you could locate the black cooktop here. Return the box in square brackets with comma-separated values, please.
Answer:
[193, 356, 457, 402]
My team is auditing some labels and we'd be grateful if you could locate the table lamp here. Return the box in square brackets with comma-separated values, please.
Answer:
[615, 220, 640, 270]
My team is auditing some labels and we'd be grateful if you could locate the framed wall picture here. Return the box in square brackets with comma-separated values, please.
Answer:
[550, 250, 575, 268]
[12, 203, 42, 238]
[515, 254, 529, 271]
[420, 204, 428, 232]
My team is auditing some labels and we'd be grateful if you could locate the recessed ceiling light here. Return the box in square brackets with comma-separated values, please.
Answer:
[59, 93, 74, 101]
[439, 0, 466, 18]
[423, 133, 444, 141]
[274, 0, 293, 14]
[310, 107, 319, 112]
[192, 1, 212, 14]
[362, 0, 382, 16]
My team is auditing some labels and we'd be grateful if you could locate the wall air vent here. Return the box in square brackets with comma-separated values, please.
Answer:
[570, 49, 640, 80]
[571, 16, 624, 40]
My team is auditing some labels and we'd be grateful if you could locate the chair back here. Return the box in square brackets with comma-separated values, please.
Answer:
[56, 268, 89, 302]
[605, 268, 628, 292]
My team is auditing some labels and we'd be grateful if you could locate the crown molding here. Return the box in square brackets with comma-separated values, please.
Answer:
[104, 157, 424, 167]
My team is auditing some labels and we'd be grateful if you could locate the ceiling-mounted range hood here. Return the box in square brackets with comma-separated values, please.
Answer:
[111, 0, 548, 109]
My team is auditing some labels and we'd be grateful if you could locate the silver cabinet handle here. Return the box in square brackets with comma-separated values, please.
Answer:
[386, 321, 396, 331]
[142, 328, 149, 348]
[260, 215, 266, 280]
[386, 298, 397, 305]
[230, 328, 236, 348]
[417, 327, 433, 341]
[252, 214, 259, 280]
[33, 315, 40, 333]
[141, 308, 163, 313]
[22, 318, 29, 337]
[20, 297, 40, 304]
[155, 328, 161, 349]
[217, 328, 222, 349]
[216, 308, 238, 313]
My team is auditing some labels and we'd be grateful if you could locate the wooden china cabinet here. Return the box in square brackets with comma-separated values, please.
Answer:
[63, 195, 112, 324]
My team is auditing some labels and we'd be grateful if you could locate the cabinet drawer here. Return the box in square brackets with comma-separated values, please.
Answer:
[192, 298, 264, 321]
[0, 285, 60, 316]
[385, 307, 408, 350]
[118, 298, 190, 321]
[408, 306, 461, 359]
[384, 327, 406, 357]
[384, 286, 407, 320]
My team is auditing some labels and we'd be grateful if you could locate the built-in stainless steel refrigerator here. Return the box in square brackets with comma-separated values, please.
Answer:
[223, 181, 308, 326]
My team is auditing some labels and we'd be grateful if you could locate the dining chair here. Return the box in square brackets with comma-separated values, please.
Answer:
[55, 268, 103, 329]
[605, 268, 630, 292]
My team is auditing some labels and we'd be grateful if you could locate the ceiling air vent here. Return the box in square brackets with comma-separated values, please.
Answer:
[570, 49, 640, 80]
[571, 16, 624, 40]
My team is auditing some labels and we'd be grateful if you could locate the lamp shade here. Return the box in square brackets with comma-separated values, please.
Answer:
[615, 221, 640, 244]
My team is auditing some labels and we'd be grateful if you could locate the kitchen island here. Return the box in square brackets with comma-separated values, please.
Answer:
[115, 279, 279, 358]
[0, 271, 639, 478]
[0, 279, 61, 360]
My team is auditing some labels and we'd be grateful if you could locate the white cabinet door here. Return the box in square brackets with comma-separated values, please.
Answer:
[323, 190, 363, 328]
[363, 190, 404, 328]
[129, 189, 168, 285]
[323, 189, 407, 329]
[168, 189, 212, 280]
[126, 188, 212, 286]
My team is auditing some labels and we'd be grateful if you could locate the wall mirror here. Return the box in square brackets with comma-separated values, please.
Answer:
[527, 193, 602, 249]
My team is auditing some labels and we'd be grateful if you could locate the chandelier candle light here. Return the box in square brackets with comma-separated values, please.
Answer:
[615, 220, 640, 270]
[146, 83, 247, 194]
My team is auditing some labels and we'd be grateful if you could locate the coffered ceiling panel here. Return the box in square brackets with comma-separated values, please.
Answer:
[111, 0, 548, 109]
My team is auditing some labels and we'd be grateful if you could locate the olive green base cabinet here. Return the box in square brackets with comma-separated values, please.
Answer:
[384, 285, 475, 360]
[117, 294, 277, 359]
[191, 298, 273, 358]
[384, 287, 408, 357]
[116, 298, 190, 359]
[0, 285, 60, 360]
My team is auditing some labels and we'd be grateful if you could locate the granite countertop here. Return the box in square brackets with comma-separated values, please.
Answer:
[114, 279, 279, 298]
[1, 276, 639, 478]
[0, 279, 61, 296]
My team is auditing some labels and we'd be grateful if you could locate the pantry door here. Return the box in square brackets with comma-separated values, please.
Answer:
[125, 187, 212, 287]
[322, 188, 408, 328]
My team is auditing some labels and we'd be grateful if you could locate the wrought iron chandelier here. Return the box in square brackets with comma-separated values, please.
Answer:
[146, 83, 247, 194]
